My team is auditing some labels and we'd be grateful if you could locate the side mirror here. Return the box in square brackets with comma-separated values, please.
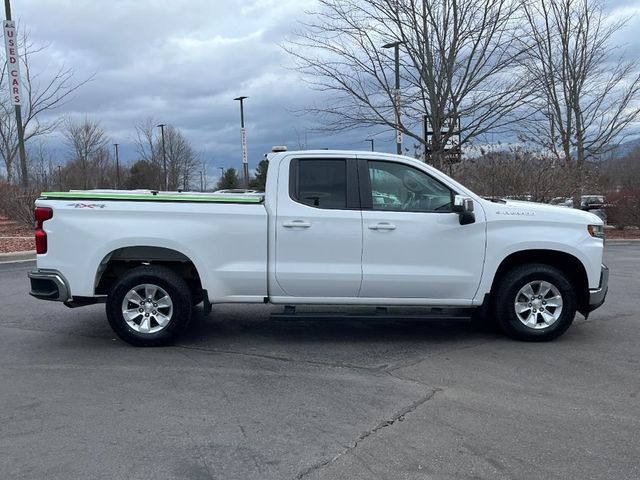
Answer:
[453, 195, 475, 225]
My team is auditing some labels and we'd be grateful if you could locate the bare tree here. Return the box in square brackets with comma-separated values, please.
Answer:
[27, 140, 56, 190]
[453, 146, 589, 203]
[285, 0, 527, 166]
[133, 119, 163, 189]
[598, 146, 640, 228]
[518, 0, 640, 183]
[165, 125, 198, 190]
[134, 119, 198, 190]
[63, 117, 110, 189]
[0, 29, 91, 185]
[134, 118, 159, 165]
[598, 146, 640, 193]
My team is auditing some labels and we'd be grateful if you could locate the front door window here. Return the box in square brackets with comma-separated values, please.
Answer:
[368, 161, 453, 213]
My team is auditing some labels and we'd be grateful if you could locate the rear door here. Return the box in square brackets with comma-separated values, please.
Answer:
[274, 156, 362, 298]
[358, 158, 486, 302]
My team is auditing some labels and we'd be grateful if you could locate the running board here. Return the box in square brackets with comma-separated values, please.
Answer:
[271, 306, 474, 321]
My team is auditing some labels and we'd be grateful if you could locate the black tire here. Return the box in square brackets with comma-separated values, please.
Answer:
[106, 265, 193, 346]
[493, 263, 577, 342]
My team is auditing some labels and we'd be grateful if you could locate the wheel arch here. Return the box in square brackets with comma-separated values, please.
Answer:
[94, 246, 204, 303]
[489, 249, 589, 315]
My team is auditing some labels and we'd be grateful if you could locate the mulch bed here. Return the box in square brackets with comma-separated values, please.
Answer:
[606, 228, 640, 240]
[0, 215, 34, 253]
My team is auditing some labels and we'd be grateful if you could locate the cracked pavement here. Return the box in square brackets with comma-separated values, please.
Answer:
[1, 244, 639, 479]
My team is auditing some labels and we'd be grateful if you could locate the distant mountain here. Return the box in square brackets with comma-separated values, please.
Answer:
[600, 137, 640, 159]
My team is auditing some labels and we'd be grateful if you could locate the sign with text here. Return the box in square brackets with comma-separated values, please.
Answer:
[240, 127, 248, 164]
[3, 20, 22, 105]
[394, 89, 402, 144]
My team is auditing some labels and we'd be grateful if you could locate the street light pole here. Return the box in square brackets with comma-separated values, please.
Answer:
[113, 143, 120, 189]
[382, 41, 403, 155]
[217, 167, 224, 190]
[365, 139, 374, 152]
[157, 124, 168, 190]
[233, 96, 249, 189]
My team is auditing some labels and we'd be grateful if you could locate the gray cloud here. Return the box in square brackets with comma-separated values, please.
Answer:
[7, 0, 640, 176]
[14, 0, 377, 172]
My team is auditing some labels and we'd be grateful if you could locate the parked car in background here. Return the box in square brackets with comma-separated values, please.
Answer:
[214, 189, 262, 194]
[558, 195, 607, 223]
[504, 194, 533, 202]
[557, 195, 606, 209]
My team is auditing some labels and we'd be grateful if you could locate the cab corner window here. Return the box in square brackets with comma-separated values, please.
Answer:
[368, 161, 453, 213]
[292, 159, 347, 209]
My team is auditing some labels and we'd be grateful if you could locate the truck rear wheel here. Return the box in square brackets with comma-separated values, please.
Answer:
[493, 263, 576, 341]
[106, 265, 192, 346]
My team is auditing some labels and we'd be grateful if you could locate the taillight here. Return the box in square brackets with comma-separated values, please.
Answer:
[34, 207, 53, 254]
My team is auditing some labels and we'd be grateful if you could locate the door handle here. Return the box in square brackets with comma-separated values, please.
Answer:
[282, 220, 311, 228]
[368, 222, 396, 230]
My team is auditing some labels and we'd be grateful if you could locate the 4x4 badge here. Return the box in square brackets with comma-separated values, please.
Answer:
[66, 203, 106, 209]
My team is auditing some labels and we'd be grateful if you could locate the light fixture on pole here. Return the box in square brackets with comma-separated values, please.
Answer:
[382, 41, 403, 155]
[233, 96, 249, 189]
[157, 123, 168, 190]
[113, 143, 120, 189]
[365, 138, 374, 152]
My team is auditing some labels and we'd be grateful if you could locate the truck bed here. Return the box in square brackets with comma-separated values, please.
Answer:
[35, 192, 268, 301]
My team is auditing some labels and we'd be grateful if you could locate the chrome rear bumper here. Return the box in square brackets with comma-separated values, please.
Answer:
[28, 270, 71, 302]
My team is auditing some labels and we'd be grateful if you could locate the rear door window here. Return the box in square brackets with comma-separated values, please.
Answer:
[291, 159, 347, 209]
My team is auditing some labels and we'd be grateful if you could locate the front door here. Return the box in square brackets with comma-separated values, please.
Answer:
[274, 156, 362, 298]
[359, 159, 486, 302]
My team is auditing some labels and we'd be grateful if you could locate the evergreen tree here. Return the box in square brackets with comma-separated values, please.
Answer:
[126, 160, 161, 189]
[216, 168, 240, 190]
[249, 159, 269, 191]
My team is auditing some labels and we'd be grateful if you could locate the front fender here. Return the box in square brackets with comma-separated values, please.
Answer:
[474, 220, 604, 302]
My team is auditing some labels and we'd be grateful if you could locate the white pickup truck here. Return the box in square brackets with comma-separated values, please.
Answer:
[29, 150, 608, 346]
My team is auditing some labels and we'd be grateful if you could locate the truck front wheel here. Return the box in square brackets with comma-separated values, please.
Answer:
[106, 265, 193, 346]
[493, 263, 577, 341]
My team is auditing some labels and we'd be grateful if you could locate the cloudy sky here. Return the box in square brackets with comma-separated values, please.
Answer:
[8, 0, 640, 177]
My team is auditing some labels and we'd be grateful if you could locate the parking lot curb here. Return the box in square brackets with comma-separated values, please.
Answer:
[0, 251, 36, 263]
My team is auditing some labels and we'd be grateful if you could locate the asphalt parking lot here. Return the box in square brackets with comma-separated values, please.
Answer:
[1, 244, 639, 480]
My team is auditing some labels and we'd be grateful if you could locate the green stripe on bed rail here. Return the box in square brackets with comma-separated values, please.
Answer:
[39, 191, 264, 203]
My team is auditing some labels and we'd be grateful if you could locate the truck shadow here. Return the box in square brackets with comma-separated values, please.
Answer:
[180, 304, 502, 347]
[173, 304, 593, 371]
